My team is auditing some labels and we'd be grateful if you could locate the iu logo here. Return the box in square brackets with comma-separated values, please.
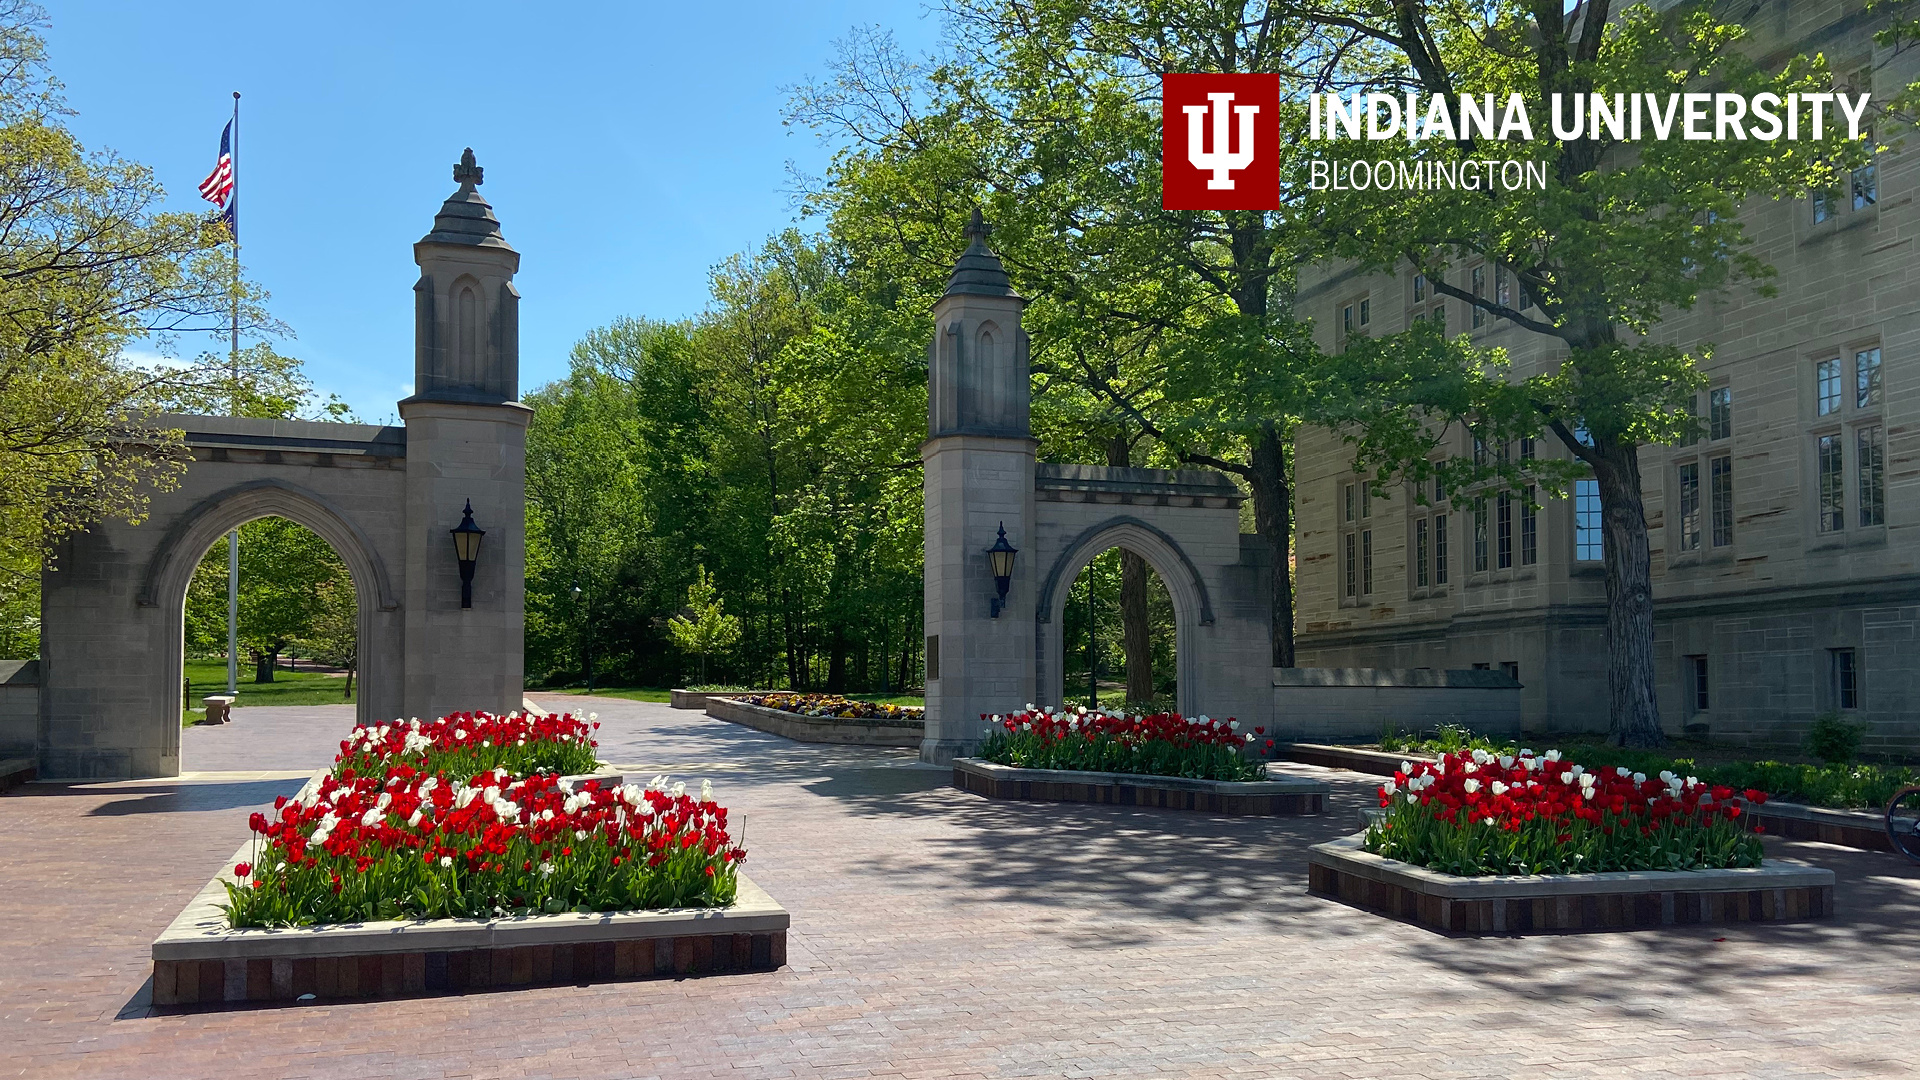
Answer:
[1161, 73, 1280, 211]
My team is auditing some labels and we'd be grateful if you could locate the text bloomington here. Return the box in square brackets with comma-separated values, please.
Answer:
[1308, 158, 1549, 191]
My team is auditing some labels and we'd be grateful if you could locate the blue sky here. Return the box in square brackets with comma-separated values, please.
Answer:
[45, 1, 941, 421]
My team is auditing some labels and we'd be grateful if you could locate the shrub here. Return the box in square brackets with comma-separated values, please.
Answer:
[1804, 711, 1865, 765]
[978, 706, 1267, 781]
[1367, 749, 1766, 876]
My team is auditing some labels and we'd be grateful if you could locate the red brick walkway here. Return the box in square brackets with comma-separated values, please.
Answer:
[3, 695, 1916, 1079]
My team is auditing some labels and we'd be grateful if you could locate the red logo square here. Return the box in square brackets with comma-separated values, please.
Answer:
[1162, 73, 1280, 211]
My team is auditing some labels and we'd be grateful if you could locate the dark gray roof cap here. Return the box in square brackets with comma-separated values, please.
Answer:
[420, 148, 514, 250]
[943, 208, 1017, 298]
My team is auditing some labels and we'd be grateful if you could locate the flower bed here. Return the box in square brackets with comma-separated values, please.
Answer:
[154, 707, 787, 1006]
[335, 710, 599, 783]
[224, 770, 743, 928]
[1367, 748, 1766, 876]
[739, 692, 923, 721]
[977, 706, 1269, 782]
[1377, 726, 1917, 811]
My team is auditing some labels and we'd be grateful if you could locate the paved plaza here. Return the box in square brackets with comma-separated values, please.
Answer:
[4, 698, 1919, 1079]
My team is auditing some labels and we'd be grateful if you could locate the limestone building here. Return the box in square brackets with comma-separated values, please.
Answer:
[1292, 1, 1919, 749]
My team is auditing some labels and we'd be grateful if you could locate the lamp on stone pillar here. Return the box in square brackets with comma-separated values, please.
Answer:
[987, 522, 1018, 618]
[450, 500, 485, 608]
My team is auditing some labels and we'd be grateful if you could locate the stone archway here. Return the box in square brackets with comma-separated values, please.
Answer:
[141, 478, 404, 737]
[33, 151, 529, 780]
[1034, 516, 1210, 716]
[917, 214, 1276, 763]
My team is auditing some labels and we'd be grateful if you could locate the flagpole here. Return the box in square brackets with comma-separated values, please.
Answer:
[226, 90, 241, 698]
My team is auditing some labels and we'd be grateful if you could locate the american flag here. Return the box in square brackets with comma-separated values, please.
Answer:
[198, 120, 237, 240]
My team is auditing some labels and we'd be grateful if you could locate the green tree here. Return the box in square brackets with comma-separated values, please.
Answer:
[185, 517, 350, 682]
[0, 2, 272, 655]
[1295, 1, 1865, 744]
[667, 566, 744, 684]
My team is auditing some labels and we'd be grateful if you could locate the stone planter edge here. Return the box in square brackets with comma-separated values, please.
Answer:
[155, 838, 787, 963]
[954, 756, 1328, 796]
[704, 696, 923, 747]
[1307, 832, 1835, 900]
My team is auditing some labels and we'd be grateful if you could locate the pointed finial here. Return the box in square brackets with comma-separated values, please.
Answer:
[453, 148, 484, 189]
[964, 207, 991, 242]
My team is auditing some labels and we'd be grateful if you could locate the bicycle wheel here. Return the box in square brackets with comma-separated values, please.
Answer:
[1884, 786, 1920, 863]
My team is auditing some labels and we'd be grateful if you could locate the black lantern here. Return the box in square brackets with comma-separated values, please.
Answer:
[449, 499, 485, 608]
[987, 522, 1018, 618]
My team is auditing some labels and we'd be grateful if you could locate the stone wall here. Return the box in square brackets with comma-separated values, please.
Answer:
[0, 660, 36, 757]
[1270, 668, 1521, 743]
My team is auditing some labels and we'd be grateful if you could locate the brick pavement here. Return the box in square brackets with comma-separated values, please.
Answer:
[2, 695, 1917, 1079]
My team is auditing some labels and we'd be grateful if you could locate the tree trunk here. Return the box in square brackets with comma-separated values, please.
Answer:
[253, 650, 276, 684]
[344, 661, 354, 699]
[1249, 425, 1296, 667]
[1107, 435, 1155, 703]
[826, 624, 849, 694]
[1591, 440, 1664, 747]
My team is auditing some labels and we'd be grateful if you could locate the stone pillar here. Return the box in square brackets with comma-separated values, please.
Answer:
[921, 211, 1037, 763]
[399, 150, 529, 722]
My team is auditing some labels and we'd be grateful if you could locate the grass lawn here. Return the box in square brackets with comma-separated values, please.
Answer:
[538, 686, 926, 708]
[182, 660, 354, 725]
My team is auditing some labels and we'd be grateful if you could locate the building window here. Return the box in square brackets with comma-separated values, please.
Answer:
[1857, 347, 1882, 408]
[1473, 505, 1489, 572]
[1853, 157, 1878, 210]
[1495, 264, 1512, 307]
[1413, 273, 1425, 302]
[1575, 479, 1603, 561]
[1344, 482, 1355, 523]
[1496, 493, 1513, 569]
[1521, 487, 1538, 565]
[1682, 394, 1700, 447]
[1473, 437, 1488, 467]
[1859, 425, 1885, 527]
[1343, 303, 1355, 334]
[1816, 433, 1845, 532]
[1344, 532, 1356, 598]
[1709, 386, 1732, 440]
[1360, 480, 1372, 518]
[1688, 655, 1709, 712]
[1710, 456, 1733, 547]
[1831, 648, 1858, 710]
[1816, 358, 1842, 416]
[1500, 660, 1520, 682]
[1676, 462, 1701, 552]
[1361, 529, 1374, 595]
[1359, 298, 1370, 327]
[1812, 432, 1843, 534]
[1813, 189, 1832, 223]
[1520, 437, 1534, 462]
[1471, 265, 1486, 328]
[1415, 518, 1430, 588]
[1434, 513, 1449, 584]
